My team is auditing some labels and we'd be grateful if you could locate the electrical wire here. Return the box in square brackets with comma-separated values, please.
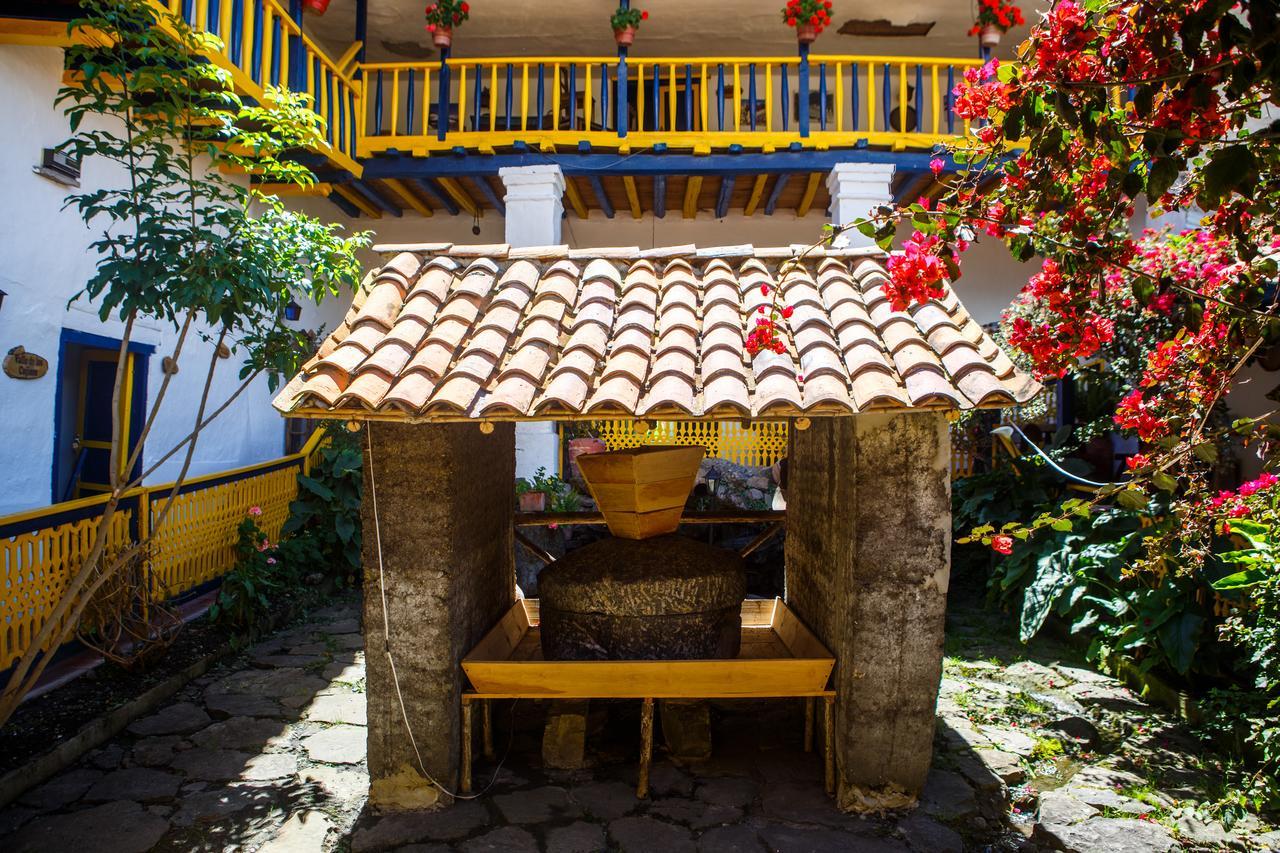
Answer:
[996, 422, 1127, 488]
[366, 423, 515, 800]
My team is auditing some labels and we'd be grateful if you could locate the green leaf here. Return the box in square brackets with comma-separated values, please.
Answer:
[1211, 567, 1269, 590]
[1201, 145, 1256, 203]
[1157, 611, 1203, 676]
[299, 475, 334, 500]
[334, 513, 356, 544]
[1115, 489, 1149, 511]
[1020, 551, 1075, 642]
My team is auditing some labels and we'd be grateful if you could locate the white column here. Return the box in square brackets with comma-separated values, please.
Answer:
[500, 165, 567, 478]
[826, 162, 895, 248]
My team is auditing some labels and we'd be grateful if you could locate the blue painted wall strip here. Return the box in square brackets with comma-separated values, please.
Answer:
[653, 174, 667, 218]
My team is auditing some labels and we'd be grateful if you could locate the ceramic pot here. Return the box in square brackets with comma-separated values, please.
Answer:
[614, 26, 636, 47]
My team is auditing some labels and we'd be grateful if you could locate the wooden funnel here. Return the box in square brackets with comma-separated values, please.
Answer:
[576, 445, 705, 539]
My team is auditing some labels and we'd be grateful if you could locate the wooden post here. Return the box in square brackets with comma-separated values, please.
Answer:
[637, 697, 654, 798]
[824, 694, 835, 795]
[460, 700, 473, 795]
[803, 696, 815, 753]
[482, 699, 494, 760]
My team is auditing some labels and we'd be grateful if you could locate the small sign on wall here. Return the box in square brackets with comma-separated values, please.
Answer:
[3, 346, 49, 380]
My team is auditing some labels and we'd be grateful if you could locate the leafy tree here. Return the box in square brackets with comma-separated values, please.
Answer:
[0, 0, 367, 724]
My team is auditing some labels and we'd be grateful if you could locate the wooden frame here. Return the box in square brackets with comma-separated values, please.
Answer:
[460, 598, 836, 797]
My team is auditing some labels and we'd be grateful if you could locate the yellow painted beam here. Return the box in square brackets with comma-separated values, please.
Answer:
[682, 175, 703, 219]
[382, 178, 434, 217]
[0, 17, 77, 46]
[796, 172, 822, 218]
[622, 175, 642, 220]
[436, 177, 480, 218]
[743, 174, 769, 217]
[335, 41, 364, 75]
[256, 182, 334, 197]
[333, 184, 382, 219]
[563, 178, 589, 220]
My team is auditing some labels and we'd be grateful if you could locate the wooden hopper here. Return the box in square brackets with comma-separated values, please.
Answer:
[576, 445, 705, 539]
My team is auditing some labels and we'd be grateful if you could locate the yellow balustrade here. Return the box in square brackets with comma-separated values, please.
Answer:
[584, 420, 790, 470]
[0, 431, 327, 672]
[357, 54, 984, 157]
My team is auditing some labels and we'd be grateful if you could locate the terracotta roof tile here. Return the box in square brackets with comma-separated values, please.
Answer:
[275, 246, 1039, 421]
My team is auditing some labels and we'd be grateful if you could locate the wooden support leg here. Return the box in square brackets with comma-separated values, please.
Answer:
[803, 697, 815, 753]
[823, 695, 835, 795]
[637, 698, 654, 799]
[482, 699, 494, 761]
[461, 700, 474, 795]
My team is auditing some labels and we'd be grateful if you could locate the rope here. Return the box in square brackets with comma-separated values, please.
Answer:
[366, 423, 513, 800]
[995, 423, 1126, 488]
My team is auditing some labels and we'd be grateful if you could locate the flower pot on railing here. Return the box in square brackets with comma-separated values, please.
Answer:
[795, 23, 818, 44]
[979, 24, 1002, 47]
[518, 491, 547, 512]
[430, 26, 453, 49]
[302, 0, 330, 13]
[613, 25, 636, 47]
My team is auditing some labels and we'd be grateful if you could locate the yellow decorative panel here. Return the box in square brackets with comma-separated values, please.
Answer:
[591, 420, 789, 469]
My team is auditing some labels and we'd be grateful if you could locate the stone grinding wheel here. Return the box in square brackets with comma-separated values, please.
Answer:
[538, 534, 747, 661]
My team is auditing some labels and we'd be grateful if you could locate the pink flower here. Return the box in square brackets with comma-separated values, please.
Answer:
[930, 157, 945, 176]
[248, 505, 263, 517]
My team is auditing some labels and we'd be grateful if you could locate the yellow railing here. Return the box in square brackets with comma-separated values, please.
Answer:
[158, 0, 363, 174]
[0, 432, 326, 671]
[358, 54, 982, 156]
[584, 420, 790, 469]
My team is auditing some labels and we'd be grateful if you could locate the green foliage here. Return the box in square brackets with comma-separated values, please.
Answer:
[280, 423, 364, 587]
[61, 0, 367, 390]
[209, 514, 283, 640]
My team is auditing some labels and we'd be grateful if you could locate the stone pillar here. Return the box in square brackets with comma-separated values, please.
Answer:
[826, 162, 895, 248]
[361, 421, 516, 811]
[500, 164, 568, 480]
[785, 413, 951, 811]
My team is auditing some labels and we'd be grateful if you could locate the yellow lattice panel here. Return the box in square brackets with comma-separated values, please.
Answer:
[591, 420, 789, 468]
[1, 507, 133, 671]
[148, 466, 298, 599]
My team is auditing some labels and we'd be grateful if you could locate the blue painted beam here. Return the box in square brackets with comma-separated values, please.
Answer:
[764, 173, 790, 216]
[586, 174, 614, 219]
[358, 149, 963, 180]
[347, 180, 403, 217]
[653, 174, 667, 219]
[714, 175, 735, 219]
[472, 176, 507, 217]
[327, 191, 362, 218]
[408, 178, 460, 215]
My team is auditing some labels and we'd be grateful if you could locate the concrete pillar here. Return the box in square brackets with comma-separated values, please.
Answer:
[361, 421, 516, 811]
[500, 164, 567, 478]
[826, 162, 895, 248]
[784, 412, 951, 812]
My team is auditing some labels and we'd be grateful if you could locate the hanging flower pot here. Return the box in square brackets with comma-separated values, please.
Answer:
[780, 0, 832, 45]
[302, 0, 330, 14]
[610, 6, 648, 47]
[425, 0, 469, 50]
[967, 0, 1024, 48]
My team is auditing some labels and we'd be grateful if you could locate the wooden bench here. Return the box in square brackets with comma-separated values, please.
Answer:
[460, 597, 837, 797]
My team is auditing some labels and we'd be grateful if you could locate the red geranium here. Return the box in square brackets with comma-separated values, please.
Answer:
[780, 0, 833, 35]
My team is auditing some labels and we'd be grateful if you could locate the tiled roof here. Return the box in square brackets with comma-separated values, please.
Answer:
[272, 243, 1040, 422]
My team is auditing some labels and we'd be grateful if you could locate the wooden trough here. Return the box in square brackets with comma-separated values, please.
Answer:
[575, 445, 705, 539]
[462, 597, 834, 698]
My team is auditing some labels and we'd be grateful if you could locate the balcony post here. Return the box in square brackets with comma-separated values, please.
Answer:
[438, 46, 451, 141]
[355, 0, 367, 64]
[826, 162, 894, 247]
[798, 41, 810, 138]
[616, 0, 629, 138]
[288, 0, 302, 90]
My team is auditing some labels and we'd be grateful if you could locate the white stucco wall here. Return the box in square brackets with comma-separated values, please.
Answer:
[0, 45, 306, 515]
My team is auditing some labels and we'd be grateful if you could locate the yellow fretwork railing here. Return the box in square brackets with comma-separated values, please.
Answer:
[0, 431, 326, 672]
[357, 54, 982, 157]
[584, 420, 790, 469]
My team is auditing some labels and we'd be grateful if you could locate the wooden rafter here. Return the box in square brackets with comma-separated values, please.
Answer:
[622, 175, 643, 219]
[796, 172, 822, 217]
[563, 177, 589, 219]
[743, 174, 769, 216]
[682, 175, 703, 219]
[381, 178, 433, 217]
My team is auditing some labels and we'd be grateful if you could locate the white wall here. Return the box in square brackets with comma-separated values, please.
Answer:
[0, 45, 303, 515]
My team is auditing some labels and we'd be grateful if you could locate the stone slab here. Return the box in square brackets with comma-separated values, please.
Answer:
[302, 725, 367, 765]
[259, 810, 334, 853]
[126, 702, 211, 737]
[8, 800, 169, 853]
[84, 768, 181, 803]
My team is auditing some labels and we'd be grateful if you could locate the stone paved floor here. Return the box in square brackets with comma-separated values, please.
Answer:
[1, 595, 1277, 852]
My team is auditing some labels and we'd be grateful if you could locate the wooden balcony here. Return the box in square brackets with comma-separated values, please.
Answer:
[358, 54, 983, 158]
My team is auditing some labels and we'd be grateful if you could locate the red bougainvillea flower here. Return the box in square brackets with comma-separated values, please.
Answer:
[991, 535, 1014, 555]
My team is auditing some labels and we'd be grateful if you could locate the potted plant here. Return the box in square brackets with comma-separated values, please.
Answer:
[967, 0, 1024, 48]
[781, 0, 832, 45]
[424, 0, 470, 50]
[610, 6, 649, 48]
[516, 466, 557, 512]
